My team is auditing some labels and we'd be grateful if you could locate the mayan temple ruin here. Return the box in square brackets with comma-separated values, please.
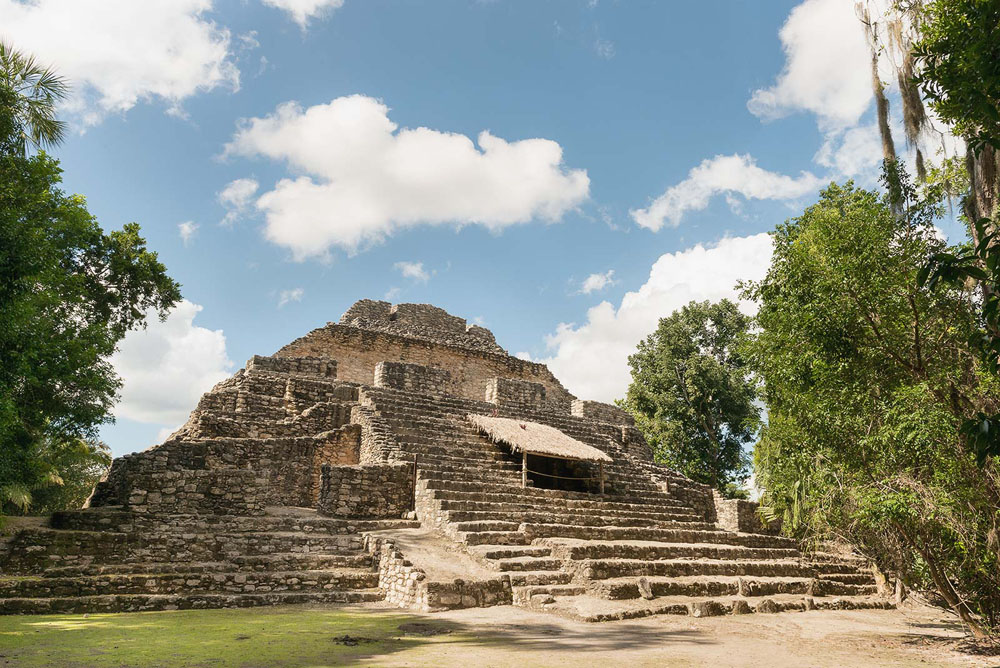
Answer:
[0, 300, 893, 620]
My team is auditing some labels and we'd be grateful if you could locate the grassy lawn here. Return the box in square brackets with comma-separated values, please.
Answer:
[0, 604, 464, 667]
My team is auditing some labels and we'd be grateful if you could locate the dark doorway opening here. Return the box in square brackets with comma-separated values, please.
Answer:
[525, 454, 596, 493]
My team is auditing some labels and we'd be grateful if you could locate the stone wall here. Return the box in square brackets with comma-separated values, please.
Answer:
[120, 469, 266, 515]
[572, 400, 634, 426]
[486, 377, 545, 411]
[274, 323, 576, 411]
[246, 354, 337, 378]
[374, 361, 451, 394]
[713, 492, 782, 535]
[364, 535, 513, 612]
[91, 429, 362, 512]
[316, 463, 412, 519]
[340, 300, 503, 353]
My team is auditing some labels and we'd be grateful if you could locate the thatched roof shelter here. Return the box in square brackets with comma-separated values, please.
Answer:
[467, 414, 612, 463]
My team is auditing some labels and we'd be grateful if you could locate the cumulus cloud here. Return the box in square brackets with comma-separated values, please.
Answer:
[0, 0, 239, 125]
[540, 234, 773, 402]
[278, 288, 305, 308]
[218, 178, 259, 226]
[579, 270, 616, 295]
[746, 0, 871, 130]
[394, 261, 430, 282]
[814, 123, 884, 177]
[223, 95, 590, 259]
[178, 221, 199, 246]
[261, 0, 344, 27]
[111, 300, 233, 425]
[630, 154, 822, 231]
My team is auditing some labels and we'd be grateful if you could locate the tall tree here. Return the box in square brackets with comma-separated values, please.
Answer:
[743, 170, 1000, 637]
[0, 47, 181, 515]
[0, 41, 67, 154]
[621, 300, 759, 494]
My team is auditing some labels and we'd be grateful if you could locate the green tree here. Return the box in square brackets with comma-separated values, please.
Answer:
[621, 299, 759, 493]
[0, 47, 181, 515]
[0, 41, 67, 154]
[743, 170, 1000, 637]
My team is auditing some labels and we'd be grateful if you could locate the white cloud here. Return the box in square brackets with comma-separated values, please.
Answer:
[630, 154, 823, 231]
[218, 178, 259, 226]
[595, 38, 615, 60]
[394, 261, 430, 282]
[278, 288, 304, 308]
[814, 123, 884, 177]
[111, 300, 232, 425]
[579, 269, 616, 294]
[261, 0, 344, 27]
[224, 95, 590, 259]
[746, 0, 871, 131]
[0, 0, 239, 125]
[540, 234, 773, 402]
[178, 221, 199, 246]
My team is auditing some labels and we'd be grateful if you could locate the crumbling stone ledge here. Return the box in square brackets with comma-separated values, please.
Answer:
[364, 535, 512, 612]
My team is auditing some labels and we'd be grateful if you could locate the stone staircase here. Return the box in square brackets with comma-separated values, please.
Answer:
[0, 507, 418, 614]
[359, 386, 890, 620]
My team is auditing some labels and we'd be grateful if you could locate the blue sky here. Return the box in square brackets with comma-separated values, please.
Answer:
[1, 0, 961, 457]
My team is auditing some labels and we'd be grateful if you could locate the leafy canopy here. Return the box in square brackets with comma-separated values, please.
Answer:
[621, 299, 758, 493]
[743, 167, 1000, 634]
[0, 46, 180, 515]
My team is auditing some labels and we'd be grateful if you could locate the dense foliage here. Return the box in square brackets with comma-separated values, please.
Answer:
[0, 45, 180, 516]
[621, 300, 758, 494]
[913, 0, 1000, 153]
[742, 169, 1000, 636]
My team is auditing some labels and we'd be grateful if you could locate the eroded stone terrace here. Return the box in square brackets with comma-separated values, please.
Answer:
[0, 300, 891, 619]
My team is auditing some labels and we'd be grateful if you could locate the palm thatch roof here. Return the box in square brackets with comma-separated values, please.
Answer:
[467, 414, 613, 463]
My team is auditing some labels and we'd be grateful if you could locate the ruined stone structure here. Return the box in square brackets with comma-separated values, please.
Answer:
[0, 301, 891, 620]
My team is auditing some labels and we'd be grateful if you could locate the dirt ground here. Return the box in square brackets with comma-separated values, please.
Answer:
[373, 601, 997, 668]
[2, 599, 996, 667]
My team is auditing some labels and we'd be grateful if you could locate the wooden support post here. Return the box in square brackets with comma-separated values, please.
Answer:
[522, 451, 528, 488]
[599, 461, 605, 495]
[411, 453, 419, 511]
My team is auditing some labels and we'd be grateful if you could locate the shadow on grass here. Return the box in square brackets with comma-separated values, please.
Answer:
[0, 603, 714, 667]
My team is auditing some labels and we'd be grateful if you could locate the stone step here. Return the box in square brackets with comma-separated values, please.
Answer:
[472, 545, 553, 560]
[0, 589, 383, 615]
[452, 520, 522, 533]
[819, 572, 873, 584]
[573, 558, 822, 581]
[443, 509, 703, 529]
[435, 499, 703, 523]
[524, 525, 797, 549]
[490, 556, 563, 572]
[544, 593, 895, 622]
[590, 575, 815, 600]
[0, 568, 378, 598]
[506, 570, 574, 586]
[427, 485, 700, 515]
[512, 584, 587, 605]
[542, 539, 801, 562]
[456, 530, 531, 546]
[41, 553, 372, 578]
[51, 510, 420, 535]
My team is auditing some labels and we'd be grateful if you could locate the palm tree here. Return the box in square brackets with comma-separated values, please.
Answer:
[0, 41, 68, 154]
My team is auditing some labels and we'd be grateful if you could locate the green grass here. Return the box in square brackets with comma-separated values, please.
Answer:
[0, 604, 465, 667]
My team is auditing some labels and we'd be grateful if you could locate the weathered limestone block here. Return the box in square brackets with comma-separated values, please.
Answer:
[713, 492, 782, 535]
[374, 361, 451, 394]
[571, 400, 634, 426]
[485, 377, 545, 410]
[317, 463, 411, 519]
[247, 354, 338, 378]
